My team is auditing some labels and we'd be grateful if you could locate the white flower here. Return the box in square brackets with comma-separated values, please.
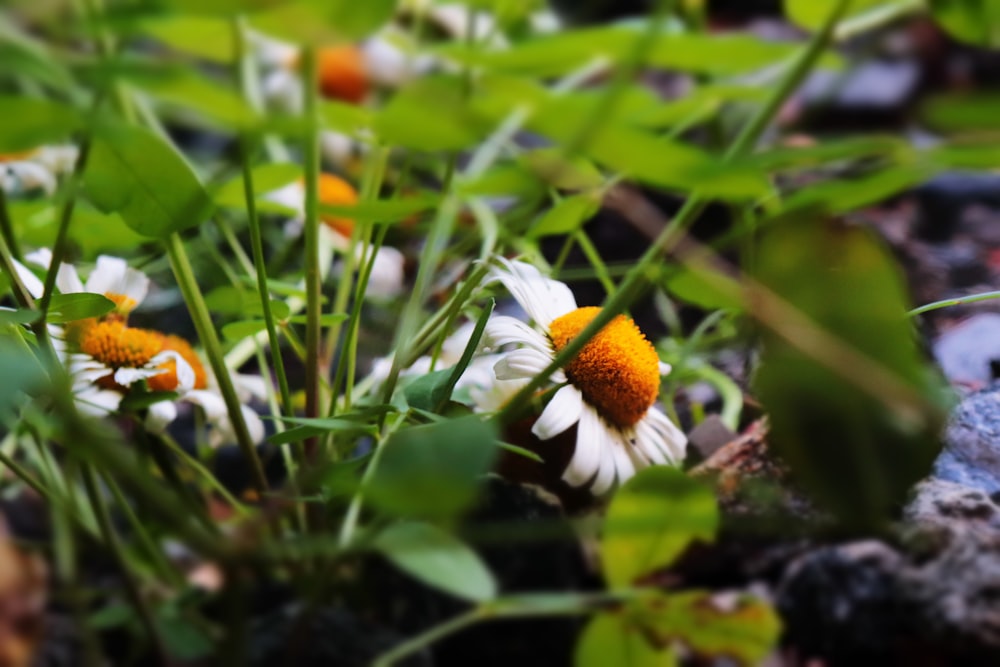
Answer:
[483, 258, 687, 494]
[24, 248, 149, 316]
[0, 145, 78, 196]
[265, 175, 406, 300]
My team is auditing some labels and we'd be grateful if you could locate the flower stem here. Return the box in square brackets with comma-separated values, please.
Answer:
[302, 45, 322, 461]
[165, 232, 269, 495]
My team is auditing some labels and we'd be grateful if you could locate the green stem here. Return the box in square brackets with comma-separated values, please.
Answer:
[495, 0, 850, 426]
[165, 233, 268, 495]
[908, 290, 1000, 317]
[0, 188, 21, 260]
[81, 464, 168, 664]
[302, 46, 322, 461]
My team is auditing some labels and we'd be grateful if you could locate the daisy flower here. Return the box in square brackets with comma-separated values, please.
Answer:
[483, 258, 687, 494]
[266, 173, 405, 300]
[13, 252, 264, 446]
[0, 145, 78, 196]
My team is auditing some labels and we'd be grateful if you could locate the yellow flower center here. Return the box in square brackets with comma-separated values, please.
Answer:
[548, 307, 661, 428]
[316, 173, 358, 238]
[77, 321, 208, 393]
[64, 292, 138, 347]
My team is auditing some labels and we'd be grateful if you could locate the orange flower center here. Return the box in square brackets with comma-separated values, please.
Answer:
[548, 307, 661, 428]
[314, 173, 358, 238]
[77, 322, 208, 393]
[317, 45, 368, 104]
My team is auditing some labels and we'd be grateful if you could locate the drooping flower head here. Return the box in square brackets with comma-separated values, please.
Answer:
[483, 258, 687, 494]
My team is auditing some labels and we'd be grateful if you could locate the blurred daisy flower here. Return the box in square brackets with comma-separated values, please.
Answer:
[0, 146, 78, 196]
[266, 173, 405, 300]
[14, 252, 264, 446]
[483, 258, 687, 494]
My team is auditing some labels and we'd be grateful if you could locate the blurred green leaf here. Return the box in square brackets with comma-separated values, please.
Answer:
[144, 69, 259, 129]
[602, 467, 718, 589]
[320, 194, 440, 224]
[929, 0, 1000, 48]
[528, 193, 600, 238]
[0, 22, 75, 91]
[376, 77, 493, 151]
[0, 97, 80, 152]
[251, 0, 396, 45]
[214, 163, 302, 210]
[366, 416, 498, 519]
[85, 122, 214, 238]
[0, 310, 40, 326]
[321, 100, 372, 135]
[0, 339, 49, 421]
[921, 92, 1000, 134]
[47, 293, 115, 323]
[157, 607, 213, 660]
[373, 521, 497, 602]
[140, 15, 235, 62]
[664, 265, 745, 312]
[520, 149, 604, 190]
[784, 0, 886, 31]
[404, 369, 454, 413]
[752, 219, 946, 527]
[781, 165, 934, 214]
[10, 200, 147, 255]
[633, 591, 781, 665]
[575, 613, 674, 667]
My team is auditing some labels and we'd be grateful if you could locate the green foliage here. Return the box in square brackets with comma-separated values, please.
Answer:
[928, 0, 1000, 47]
[85, 122, 214, 238]
[602, 467, 719, 589]
[0, 97, 80, 152]
[528, 193, 601, 238]
[365, 416, 499, 520]
[373, 521, 498, 602]
[752, 219, 946, 527]
[46, 293, 115, 323]
[784, 0, 886, 30]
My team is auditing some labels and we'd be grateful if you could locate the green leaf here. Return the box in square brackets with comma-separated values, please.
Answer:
[752, 219, 946, 527]
[0, 309, 40, 326]
[144, 69, 258, 130]
[139, 15, 235, 62]
[0, 97, 81, 152]
[0, 23, 75, 91]
[921, 92, 1000, 133]
[632, 591, 781, 665]
[929, 0, 1000, 48]
[319, 194, 440, 224]
[157, 608, 213, 660]
[528, 193, 600, 238]
[47, 293, 116, 323]
[214, 163, 302, 210]
[84, 122, 214, 238]
[781, 165, 934, 215]
[663, 265, 745, 312]
[321, 100, 372, 135]
[520, 149, 604, 190]
[0, 340, 49, 420]
[373, 521, 497, 602]
[268, 417, 376, 445]
[366, 416, 499, 519]
[602, 467, 718, 588]
[403, 369, 455, 413]
[376, 77, 493, 151]
[575, 613, 675, 667]
[784, 0, 886, 31]
[251, 0, 397, 45]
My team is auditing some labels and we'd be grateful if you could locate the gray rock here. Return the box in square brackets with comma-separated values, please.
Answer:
[904, 478, 1000, 533]
[800, 61, 919, 111]
[934, 383, 1000, 494]
[933, 314, 1000, 386]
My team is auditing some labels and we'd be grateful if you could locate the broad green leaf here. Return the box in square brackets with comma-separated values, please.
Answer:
[403, 369, 454, 413]
[520, 148, 604, 190]
[921, 92, 1000, 133]
[214, 163, 302, 210]
[140, 15, 235, 62]
[645, 33, 842, 75]
[929, 0, 1000, 48]
[321, 100, 372, 135]
[144, 69, 258, 129]
[10, 200, 146, 255]
[602, 467, 718, 588]
[528, 193, 600, 238]
[631, 85, 768, 129]
[47, 293, 115, 323]
[0, 339, 49, 420]
[930, 144, 1000, 169]
[157, 607, 213, 660]
[0, 23, 75, 91]
[575, 613, 675, 667]
[157, 0, 282, 14]
[320, 194, 440, 224]
[752, 219, 946, 527]
[376, 77, 493, 151]
[373, 521, 497, 602]
[268, 418, 376, 445]
[366, 416, 498, 519]
[0, 97, 80, 152]
[251, 0, 397, 45]
[663, 265, 745, 312]
[633, 591, 781, 665]
[784, 0, 887, 31]
[85, 122, 214, 238]
[781, 165, 934, 215]
[0, 309, 40, 326]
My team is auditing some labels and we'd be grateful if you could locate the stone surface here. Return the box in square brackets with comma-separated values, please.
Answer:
[904, 478, 1000, 533]
[933, 314, 1000, 386]
[933, 382, 1000, 495]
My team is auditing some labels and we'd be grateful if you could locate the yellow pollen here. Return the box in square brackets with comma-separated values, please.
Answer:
[548, 307, 661, 428]
[105, 292, 138, 317]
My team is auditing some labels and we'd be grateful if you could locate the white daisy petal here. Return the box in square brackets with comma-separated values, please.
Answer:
[563, 405, 602, 487]
[86, 256, 129, 296]
[589, 420, 618, 495]
[146, 400, 178, 433]
[183, 389, 228, 421]
[644, 408, 687, 462]
[633, 418, 669, 465]
[608, 428, 636, 486]
[484, 316, 551, 354]
[150, 351, 195, 392]
[9, 258, 44, 299]
[74, 387, 122, 416]
[531, 385, 583, 440]
[114, 366, 164, 386]
[489, 258, 577, 327]
[55, 263, 84, 294]
[493, 348, 552, 380]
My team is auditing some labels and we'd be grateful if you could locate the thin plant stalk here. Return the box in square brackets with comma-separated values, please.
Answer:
[301, 46, 322, 461]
